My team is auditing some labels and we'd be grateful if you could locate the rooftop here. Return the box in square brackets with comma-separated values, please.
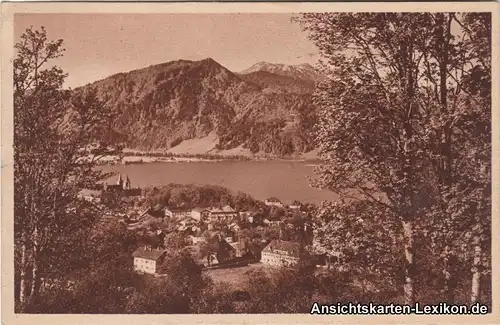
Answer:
[262, 240, 301, 257]
[222, 205, 236, 212]
[132, 247, 166, 260]
[166, 207, 190, 212]
[208, 205, 237, 213]
[152, 203, 165, 211]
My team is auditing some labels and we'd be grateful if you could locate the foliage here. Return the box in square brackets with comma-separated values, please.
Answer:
[13, 27, 121, 310]
[24, 218, 140, 313]
[143, 183, 263, 212]
[125, 277, 191, 313]
[238, 266, 315, 313]
[194, 282, 236, 313]
[163, 232, 189, 251]
[295, 12, 491, 305]
[217, 115, 316, 156]
[313, 200, 404, 291]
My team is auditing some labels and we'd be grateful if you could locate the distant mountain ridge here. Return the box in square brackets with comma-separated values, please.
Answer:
[240, 61, 325, 83]
[79, 58, 319, 157]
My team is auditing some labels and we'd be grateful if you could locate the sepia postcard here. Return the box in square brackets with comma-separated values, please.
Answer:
[1, 2, 499, 325]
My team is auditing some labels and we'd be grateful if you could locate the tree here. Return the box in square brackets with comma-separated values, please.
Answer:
[163, 232, 189, 251]
[194, 281, 235, 314]
[295, 13, 439, 304]
[314, 200, 404, 294]
[24, 218, 140, 313]
[268, 206, 284, 220]
[13, 27, 119, 310]
[240, 267, 315, 313]
[295, 13, 491, 305]
[409, 13, 491, 304]
[450, 13, 491, 304]
[157, 250, 210, 310]
[232, 191, 259, 211]
[125, 277, 191, 314]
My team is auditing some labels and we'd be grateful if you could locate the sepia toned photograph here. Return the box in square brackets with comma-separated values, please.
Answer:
[1, 2, 497, 322]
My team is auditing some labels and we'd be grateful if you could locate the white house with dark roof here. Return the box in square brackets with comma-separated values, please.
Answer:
[133, 246, 166, 274]
[289, 200, 302, 210]
[191, 207, 209, 221]
[78, 189, 102, 203]
[265, 197, 284, 207]
[207, 205, 238, 222]
[260, 240, 302, 267]
[164, 207, 191, 219]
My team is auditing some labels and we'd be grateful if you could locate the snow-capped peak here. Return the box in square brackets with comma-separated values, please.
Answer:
[240, 61, 324, 82]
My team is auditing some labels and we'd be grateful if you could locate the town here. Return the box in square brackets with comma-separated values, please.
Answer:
[80, 174, 319, 277]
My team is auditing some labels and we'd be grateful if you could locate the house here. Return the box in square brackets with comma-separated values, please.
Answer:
[260, 240, 302, 267]
[139, 204, 165, 219]
[209, 235, 237, 265]
[230, 242, 246, 257]
[229, 222, 241, 233]
[78, 189, 102, 203]
[244, 211, 264, 226]
[178, 216, 197, 227]
[189, 235, 206, 245]
[164, 207, 191, 219]
[289, 200, 302, 210]
[152, 203, 166, 214]
[132, 246, 167, 274]
[265, 197, 284, 208]
[263, 219, 281, 227]
[207, 205, 238, 223]
[191, 207, 209, 221]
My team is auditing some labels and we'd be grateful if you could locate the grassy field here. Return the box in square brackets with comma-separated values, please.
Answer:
[204, 263, 273, 290]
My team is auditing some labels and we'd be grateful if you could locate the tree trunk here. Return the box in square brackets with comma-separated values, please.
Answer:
[471, 232, 482, 304]
[29, 252, 42, 300]
[442, 245, 456, 303]
[402, 220, 415, 305]
[18, 236, 36, 310]
[18, 242, 28, 307]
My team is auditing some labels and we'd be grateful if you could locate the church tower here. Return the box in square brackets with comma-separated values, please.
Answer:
[117, 173, 123, 187]
[124, 175, 131, 189]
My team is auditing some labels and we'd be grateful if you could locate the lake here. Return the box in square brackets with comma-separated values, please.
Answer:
[101, 160, 339, 204]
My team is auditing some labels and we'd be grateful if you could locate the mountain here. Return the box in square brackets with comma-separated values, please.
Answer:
[238, 70, 315, 95]
[78, 58, 318, 157]
[240, 62, 325, 83]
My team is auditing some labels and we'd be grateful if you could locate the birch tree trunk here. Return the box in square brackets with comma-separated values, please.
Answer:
[402, 220, 415, 305]
[30, 245, 42, 300]
[471, 225, 482, 304]
[18, 243, 28, 306]
[442, 245, 457, 303]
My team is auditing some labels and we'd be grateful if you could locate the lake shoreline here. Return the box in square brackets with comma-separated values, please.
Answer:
[95, 151, 322, 165]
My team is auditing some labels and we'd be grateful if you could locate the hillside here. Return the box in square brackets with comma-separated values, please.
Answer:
[238, 70, 315, 95]
[78, 58, 319, 157]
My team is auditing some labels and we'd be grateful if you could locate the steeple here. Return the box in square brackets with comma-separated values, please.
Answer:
[124, 175, 131, 189]
[117, 173, 123, 186]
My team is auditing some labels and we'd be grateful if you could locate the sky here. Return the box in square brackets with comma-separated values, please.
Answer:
[14, 13, 319, 89]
